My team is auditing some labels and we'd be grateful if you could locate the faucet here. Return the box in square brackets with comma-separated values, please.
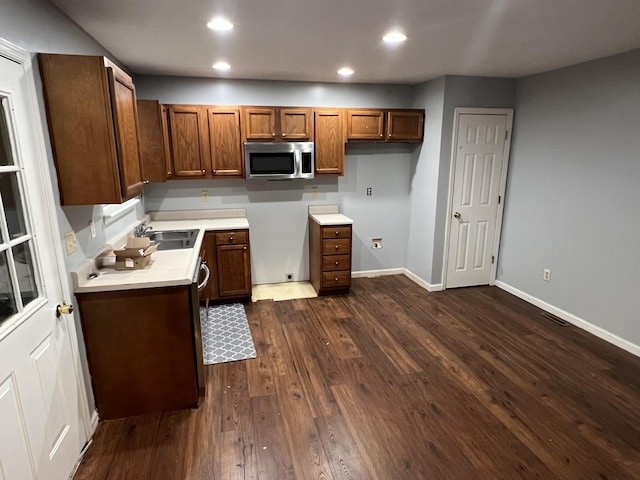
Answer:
[134, 222, 152, 237]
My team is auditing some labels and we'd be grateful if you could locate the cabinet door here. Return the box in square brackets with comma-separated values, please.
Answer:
[279, 107, 312, 140]
[314, 109, 345, 175]
[387, 110, 424, 141]
[137, 100, 171, 182]
[200, 232, 219, 301]
[217, 244, 251, 297]
[346, 109, 385, 140]
[168, 105, 210, 177]
[208, 107, 243, 177]
[242, 107, 276, 141]
[107, 65, 144, 199]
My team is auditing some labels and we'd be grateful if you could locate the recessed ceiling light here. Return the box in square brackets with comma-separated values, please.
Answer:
[212, 61, 231, 71]
[207, 17, 234, 31]
[383, 31, 407, 44]
[337, 67, 354, 77]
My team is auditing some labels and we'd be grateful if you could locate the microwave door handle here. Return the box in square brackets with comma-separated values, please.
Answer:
[294, 150, 300, 177]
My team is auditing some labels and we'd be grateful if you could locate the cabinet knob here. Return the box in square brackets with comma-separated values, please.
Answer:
[212, 169, 216, 174]
[335, 245, 339, 250]
[272, 132, 276, 137]
[243, 246, 247, 250]
[282, 133, 286, 137]
[335, 277, 338, 281]
[167, 171, 172, 176]
[335, 231, 339, 236]
[335, 261, 339, 265]
[201, 170, 206, 175]
[388, 133, 392, 138]
[379, 134, 383, 137]
[229, 237, 233, 242]
[143, 180, 150, 184]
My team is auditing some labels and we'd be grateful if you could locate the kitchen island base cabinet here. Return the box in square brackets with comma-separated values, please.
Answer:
[309, 222, 352, 295]
[77, 285, 204, 420]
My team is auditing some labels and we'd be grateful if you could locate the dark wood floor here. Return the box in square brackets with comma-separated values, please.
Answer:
[74, 275, 640, 480]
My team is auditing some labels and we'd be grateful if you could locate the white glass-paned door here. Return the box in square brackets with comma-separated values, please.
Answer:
[0, 96, 41, 327]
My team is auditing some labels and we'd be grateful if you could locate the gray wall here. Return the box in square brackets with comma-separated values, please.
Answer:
[406, 77, 445, 283]
[137, 75, 417, 284]
[498, 49, 640, 346]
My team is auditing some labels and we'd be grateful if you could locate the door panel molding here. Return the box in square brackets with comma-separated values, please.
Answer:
[442, 107, 514, 289]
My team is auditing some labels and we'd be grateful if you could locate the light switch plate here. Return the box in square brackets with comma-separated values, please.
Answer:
[64, 230, 77, 255]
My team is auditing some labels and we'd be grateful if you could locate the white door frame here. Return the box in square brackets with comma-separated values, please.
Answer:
[441, 107, 514, 289]
[0, 38, 92, 440]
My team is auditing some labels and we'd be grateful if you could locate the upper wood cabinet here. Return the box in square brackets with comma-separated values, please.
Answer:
[386, 110, 425, 141]
[38, 54, 144, 205]
[314, 109, 345, 176]
[167, 105, 210, 177]
[241, 106, 313, 142]
[346, 109, 424, 143]
[208, 107, 243, 177]
[136, 100, 171, 182]
[346, 109, 385, 141]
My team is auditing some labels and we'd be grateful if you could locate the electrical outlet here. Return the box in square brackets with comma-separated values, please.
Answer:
[372, 237, 383, 249]
[543, 269, 551, 282]
[366, 187, 372, 196]
[285, 273, 294, 282]
[89, 220, 96, 238]
[64, 230, 77, 255]
[201, 190, 209, 202]
[311, 186, 318, 199]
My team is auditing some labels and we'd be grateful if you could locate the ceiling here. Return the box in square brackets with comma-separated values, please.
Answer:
[50, 0, 640, 84]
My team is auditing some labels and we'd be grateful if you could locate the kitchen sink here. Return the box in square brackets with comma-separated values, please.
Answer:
[142, 229, 199, 250]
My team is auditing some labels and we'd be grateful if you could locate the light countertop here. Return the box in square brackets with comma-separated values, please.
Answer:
[72, 210, 249, 294]
[309, 213, 354, 226]
[308, 205, 353, 225]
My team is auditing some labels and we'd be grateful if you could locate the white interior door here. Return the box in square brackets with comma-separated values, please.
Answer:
[445, 112, 510, 289]
[0, 46, 88, 479]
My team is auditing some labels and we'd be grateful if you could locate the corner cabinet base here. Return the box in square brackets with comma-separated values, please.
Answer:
[77, 285, 203, 420]
[309, 220, 352, 295]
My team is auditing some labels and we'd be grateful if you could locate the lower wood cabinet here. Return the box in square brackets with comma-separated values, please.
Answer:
[76, 284, 204, 420]
[309, 221, 352, 294]
[200, 229, 252, 302]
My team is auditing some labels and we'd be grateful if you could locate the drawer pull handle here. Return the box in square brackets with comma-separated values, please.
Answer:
[335, 261, 339, 265]
[229, 237, 233, 241]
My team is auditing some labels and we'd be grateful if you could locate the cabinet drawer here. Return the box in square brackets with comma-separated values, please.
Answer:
[322, 238, 351, 255]
[322, 271, 351, 288]
[322, 226, 351, 239]
[215, 231, 248, 245]
[323, 255, 351, 272]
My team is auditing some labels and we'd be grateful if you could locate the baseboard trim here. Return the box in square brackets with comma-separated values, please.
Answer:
[352, 268, 405, 278]
[403, 269, 443, 292]
[90, 410, 99, 433]
[495, 281, 640, 358]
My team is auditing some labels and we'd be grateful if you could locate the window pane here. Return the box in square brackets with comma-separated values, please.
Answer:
[13, 242, 38, 307]
[0, 99, 14, 167]
[0, 173, 27, 239]
[0, 250, 17, 324]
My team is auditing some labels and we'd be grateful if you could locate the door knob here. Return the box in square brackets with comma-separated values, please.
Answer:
[56, 304, 74, 317]
[453, 212, 461, 219]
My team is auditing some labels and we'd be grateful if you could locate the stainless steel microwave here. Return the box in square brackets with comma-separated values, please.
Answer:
[244, 142, 314, 180]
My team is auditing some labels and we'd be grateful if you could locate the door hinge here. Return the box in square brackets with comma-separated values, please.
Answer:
[491, 256, 495, 264]
[505, 130, 509, 140]
[498, 195, 501, 204]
